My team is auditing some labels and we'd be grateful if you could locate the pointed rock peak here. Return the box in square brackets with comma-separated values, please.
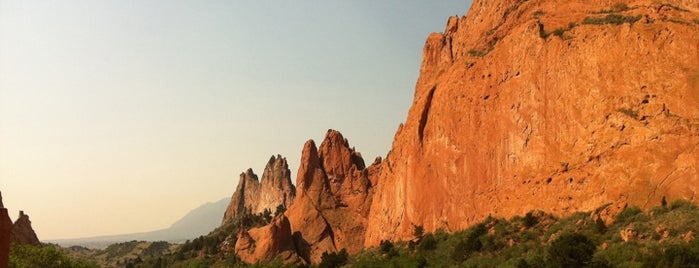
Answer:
[372, 156, 382, 166]
[301, 140, 320, 166]
[318, 129, 366, 178]
[265, 155, 289, 172]
[322, 129, 350, 149]
[11, 210, 40, 246]
[297, 139, 321, 190]
[0, 191, 3, 208]
[222, 155, 296, 225]
[241, 168, 259, 181]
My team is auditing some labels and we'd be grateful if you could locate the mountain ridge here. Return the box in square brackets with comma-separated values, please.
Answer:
[49, 197, 229, 249]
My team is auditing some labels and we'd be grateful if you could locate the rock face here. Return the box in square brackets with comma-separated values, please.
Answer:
[285, 130, 381, 263]
[0, 192, 12, 268]
[11, 211, 40, 246]
[233, 130, 381, 264]
[234, 215, 302, 264]
[222, 155, 296, 225]
[365, 0, 699, 246]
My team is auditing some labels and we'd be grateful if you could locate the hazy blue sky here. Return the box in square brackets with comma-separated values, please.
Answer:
[0, 0, 471, 239]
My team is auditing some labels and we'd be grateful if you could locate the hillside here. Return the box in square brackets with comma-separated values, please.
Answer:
[70, 199, 699, 267]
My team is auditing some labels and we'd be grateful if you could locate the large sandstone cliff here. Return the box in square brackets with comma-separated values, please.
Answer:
[365, 0, 699, 246]
[0, 192, 12, 268]
[222, 155, 296, 224]
[234, 130, 381, 264]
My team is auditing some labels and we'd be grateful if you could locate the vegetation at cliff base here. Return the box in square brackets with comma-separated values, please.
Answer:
[348, 199, 698, 268]
[58, 200, 699, 267]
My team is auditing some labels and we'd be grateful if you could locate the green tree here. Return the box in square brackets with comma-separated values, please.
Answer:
[274, 204, 287, 217]
[319, 249, 348, 268]
[413, 225, 424, 240]
[547, 233, 596, 268]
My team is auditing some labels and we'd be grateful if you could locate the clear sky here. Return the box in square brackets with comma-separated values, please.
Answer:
[0, 0, 471, 240]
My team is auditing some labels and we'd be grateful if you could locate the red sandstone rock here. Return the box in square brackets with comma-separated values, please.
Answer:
[235, 130, 381, 264]
[365, 0, 699, 246]
[222, 155, 296, 225]
[284, 130, 380, 263]
[0, 192, 12, 268]
[234, 215, 302, 264]
[11, 211, 40, 246]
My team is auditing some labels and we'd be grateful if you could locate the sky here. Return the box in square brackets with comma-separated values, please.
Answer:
[0, 0, 472, 240]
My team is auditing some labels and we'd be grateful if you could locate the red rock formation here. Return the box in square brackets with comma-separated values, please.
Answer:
[0, 192, 12, 268]
[365, 0, 699, 246]
[11, 211, 40, 246]
[285, 130, 381, 263]
[222, 155, 296, 225]
[234, 130, 381, 264]
[234, 215, 302, 264]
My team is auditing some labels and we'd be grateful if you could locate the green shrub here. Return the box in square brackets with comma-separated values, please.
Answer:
[595, 217, 607, 234]
[379, 240, 394, 254]
[551, 28, 566, 38]
[523, 211, 539, 228]
[618, 108, 639, 119]
[655, 243, 699, 267]
[547, 233, 596, 268]
[413, 225, 424, 240]
[9, 244, 98, 268]
[583, 14, 642, 25]
[533, 10, 545, 18]
[616, 205, 643, 223]
[469, 49, 491, 57]
[669, 199, 695, 210]
[418, 233, 437, 251]
[319, 249, 348, 268]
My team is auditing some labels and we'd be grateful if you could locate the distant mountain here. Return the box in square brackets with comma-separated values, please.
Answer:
[50, 198, 229, 249]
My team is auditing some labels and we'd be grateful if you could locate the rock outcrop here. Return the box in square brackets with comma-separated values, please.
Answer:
[11, 211, 40, 246]
[234, 215, 302, 264]
[233, 130, 381, 264]
[222, 155, 296, 225]
[0, 192, 12, 268]
[365, 0, 699, 246]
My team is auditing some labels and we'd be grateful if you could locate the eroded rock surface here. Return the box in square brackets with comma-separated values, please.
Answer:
[365, 0, 699, 246]
[233, 130, 381, 264]
[222, 155, 296, 224]
[0, 192, 12, 268]
[234, 215, 302, 264]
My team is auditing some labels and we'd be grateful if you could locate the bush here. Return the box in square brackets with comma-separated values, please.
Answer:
[595, 217, 607, 234]
[418, 233, 437, 251]
[469, 49, 490, 57]
[547, 233, 596, 268]
[413, 225, 425, 240]
[9, 244, 98, 268]
[451, 223, 488, 263]
[615, 206, 642, 223]
[670, 199, 695, 210]
[582, 14, 641, 25]
[655, 243, 699, 267]
[379, 240, 394, 254]
[319, 249, 348, 268]
[523, 211, 539, 228]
